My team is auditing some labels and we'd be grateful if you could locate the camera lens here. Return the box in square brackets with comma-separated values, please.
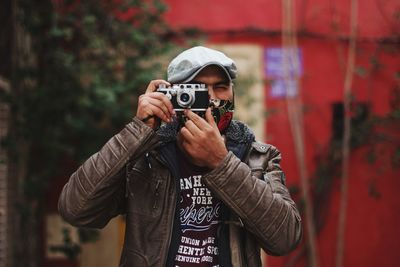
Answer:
[180, 93, 190, 103]
[177, 89, 194, 108]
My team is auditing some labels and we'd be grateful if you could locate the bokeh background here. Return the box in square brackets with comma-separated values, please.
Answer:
[0, 0, 399, 267]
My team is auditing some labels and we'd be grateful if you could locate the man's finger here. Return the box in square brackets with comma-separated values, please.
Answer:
[145, 79, 170, 94]
[150, 92, 175, 116]
[145, 97, 172, 120]
[184, 119, 202, 137]
[184, 109, 207, 128]
[149, 103, 172, 123]
[139, 95, 171, 121]
[180, 126, 194, 141]
[205, 108, 217, 129]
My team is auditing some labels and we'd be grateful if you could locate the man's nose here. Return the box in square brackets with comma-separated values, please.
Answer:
[207, 85, 216, 99]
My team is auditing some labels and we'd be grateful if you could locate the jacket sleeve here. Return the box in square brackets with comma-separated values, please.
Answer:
[58, 117, 159, 228]
[202, 144, 302, 256]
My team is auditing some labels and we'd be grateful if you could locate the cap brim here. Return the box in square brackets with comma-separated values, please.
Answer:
[180, 62, 232, 84]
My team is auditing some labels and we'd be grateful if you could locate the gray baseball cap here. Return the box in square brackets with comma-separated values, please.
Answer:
[167, 46, 237, 84]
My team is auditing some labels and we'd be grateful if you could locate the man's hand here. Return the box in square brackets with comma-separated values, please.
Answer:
[178, 108, 228, 169]
[136, 79, 175, 129]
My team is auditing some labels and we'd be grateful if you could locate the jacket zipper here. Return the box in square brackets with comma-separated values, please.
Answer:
[152, 152, 177, 267]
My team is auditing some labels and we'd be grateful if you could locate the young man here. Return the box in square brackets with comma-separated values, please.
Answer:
[58, 46, 302, 267]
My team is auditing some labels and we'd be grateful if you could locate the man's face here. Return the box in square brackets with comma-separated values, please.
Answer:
[189, 65, 233, 101]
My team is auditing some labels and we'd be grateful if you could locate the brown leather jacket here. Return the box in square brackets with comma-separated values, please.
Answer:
[58, 117, 302, 267]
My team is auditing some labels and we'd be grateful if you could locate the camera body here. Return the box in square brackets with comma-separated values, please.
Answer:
[157, 84, 209, 111]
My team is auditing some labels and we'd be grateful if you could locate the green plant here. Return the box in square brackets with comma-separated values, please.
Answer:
[2, 0, 177, 265]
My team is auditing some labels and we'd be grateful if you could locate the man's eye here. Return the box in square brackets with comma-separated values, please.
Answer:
[215, 85, 229, 90]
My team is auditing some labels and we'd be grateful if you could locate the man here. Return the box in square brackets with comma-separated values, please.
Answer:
[58, 46, 302, 267]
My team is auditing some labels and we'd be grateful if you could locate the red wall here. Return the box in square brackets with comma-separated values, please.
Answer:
[164, 0, 399, 39]
[263, 38, 399, 267]
[164, 1, 400, 266]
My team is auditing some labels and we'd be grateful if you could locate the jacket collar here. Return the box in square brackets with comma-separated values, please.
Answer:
[156, 119, 255, 146]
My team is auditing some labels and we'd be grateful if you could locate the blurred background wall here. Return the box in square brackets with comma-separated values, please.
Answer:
[1, 0, 399, 267]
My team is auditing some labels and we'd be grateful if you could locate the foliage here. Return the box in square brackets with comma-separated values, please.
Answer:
[3, 0, 176, 264]
[12, 0, 173, 163]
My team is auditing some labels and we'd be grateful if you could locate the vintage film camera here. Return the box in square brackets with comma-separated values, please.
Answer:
[157, 84, 209, 112]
